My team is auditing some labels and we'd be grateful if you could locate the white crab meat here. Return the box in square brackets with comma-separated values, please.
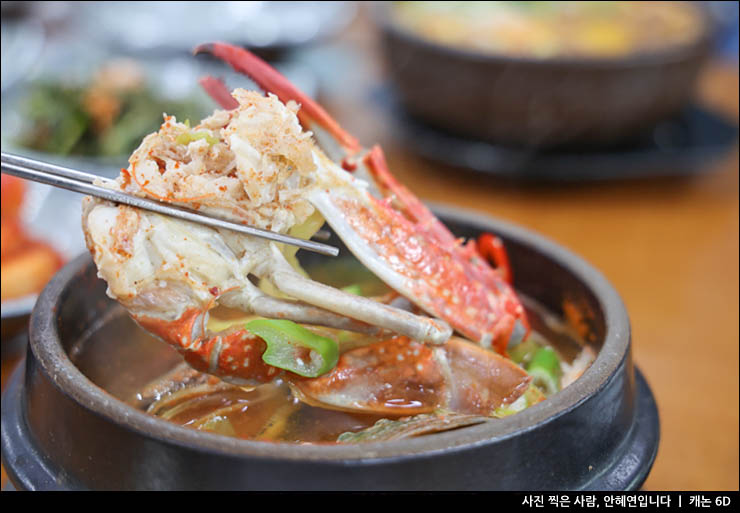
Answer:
[82, 89, 451, 343]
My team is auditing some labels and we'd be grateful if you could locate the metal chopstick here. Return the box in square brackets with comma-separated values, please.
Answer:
[1, 152, 339, 257]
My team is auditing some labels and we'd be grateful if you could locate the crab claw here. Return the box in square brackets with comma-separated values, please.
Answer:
[134, 307, 280, 384]
[198, 75, 239, 110]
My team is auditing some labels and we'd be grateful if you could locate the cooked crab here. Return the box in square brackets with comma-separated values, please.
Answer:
[81, 43, 531, 416]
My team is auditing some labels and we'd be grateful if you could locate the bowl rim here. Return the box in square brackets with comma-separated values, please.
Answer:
[28, 204, 631, 462]
[373, 2, 713, 70]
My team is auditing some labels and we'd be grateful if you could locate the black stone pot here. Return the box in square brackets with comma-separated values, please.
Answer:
[1, 206, 659, 490]
[375, 5, 712, 148]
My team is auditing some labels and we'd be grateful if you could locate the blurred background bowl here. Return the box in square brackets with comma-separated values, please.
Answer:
[376, 2, 713, 148]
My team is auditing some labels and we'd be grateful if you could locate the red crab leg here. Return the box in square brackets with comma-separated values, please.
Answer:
[133, 309, 281, 384]
[194, 42, 362, 160]
[477, 233, 513, 284]
[363, 146, 459, 248]
[362, 147, 529, 349]
[198, 76, 239, 110]
[314, 187, 523, 354]
[364, 146, 516, 286]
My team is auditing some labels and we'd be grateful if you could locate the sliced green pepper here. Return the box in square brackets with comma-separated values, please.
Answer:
[526, 346, 562, 396]
[246, 319, 339, 378]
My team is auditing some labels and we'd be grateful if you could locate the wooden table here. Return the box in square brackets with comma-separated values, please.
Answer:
[329, 16, 738, 491]
[1, 12, 737, 492]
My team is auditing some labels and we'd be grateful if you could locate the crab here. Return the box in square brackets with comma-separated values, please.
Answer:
[81, 42, 532, 417]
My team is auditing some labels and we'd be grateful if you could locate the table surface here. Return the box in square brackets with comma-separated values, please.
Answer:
[2, 11, 738, 492]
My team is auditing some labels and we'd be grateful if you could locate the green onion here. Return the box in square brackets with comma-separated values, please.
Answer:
[492, 394, 528, 418]
[175, 130, 219, 146]
[492, 382, 547, 418]
[508, 337, 540, 365]
[246, 319, 339, 378]
[526, 346, 562, 396]
[524, 383, 546, 405]
[195, 415, 236, 437]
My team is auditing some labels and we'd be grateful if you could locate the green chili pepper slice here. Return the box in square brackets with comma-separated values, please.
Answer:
[526, 346, 562, 396]
[246, 319, 339, 378]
